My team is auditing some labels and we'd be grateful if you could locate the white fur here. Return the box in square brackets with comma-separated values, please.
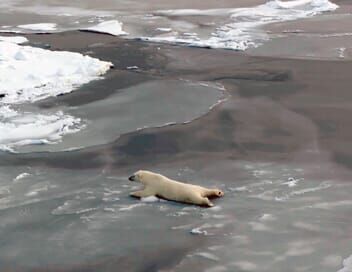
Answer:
[129, 170, 224, 207]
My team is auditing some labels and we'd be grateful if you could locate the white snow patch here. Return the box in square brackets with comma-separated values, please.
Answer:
[18, 23, 57, 31]
[190, 227, 208, 235]
[141, 196, 162, 202]
[209, 205, 222, 212]
[282, 177, 302, 187]
[0, 39, 112, 151]
[337, 255, 352, 272]
[156, 28, 172, 32]
[52, 200, 97, 215]
[338, 47, 346, 58]
[0, 110, 82, 151]
[14, 172, 31, 181]
[0, 41, 112, 103]
[126, 66, 139, 70]
[259, 213, 276, 222]
[83, 20, 128, 36]
[143, 0, 338, 50]
[119, 203, 145, 211]
[25, 185, 49, 197]
[0, 36, 28, 44]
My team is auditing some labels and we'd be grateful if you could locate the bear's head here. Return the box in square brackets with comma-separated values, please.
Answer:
[128, 170, 160, 184]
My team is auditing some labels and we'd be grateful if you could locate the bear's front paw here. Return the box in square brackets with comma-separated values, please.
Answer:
[130, 192, 140, 198]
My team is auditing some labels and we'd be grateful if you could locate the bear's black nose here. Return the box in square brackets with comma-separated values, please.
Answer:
[128, 175, 135, 181]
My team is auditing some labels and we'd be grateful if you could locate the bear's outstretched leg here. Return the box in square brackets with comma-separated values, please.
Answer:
[202, 198, 214, 207]
[130, 189, 154, 198]
[191, 194, 214, 207]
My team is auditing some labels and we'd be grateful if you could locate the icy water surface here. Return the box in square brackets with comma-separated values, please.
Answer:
[0, 159, 351, 271]
[0, 1, 352, 271]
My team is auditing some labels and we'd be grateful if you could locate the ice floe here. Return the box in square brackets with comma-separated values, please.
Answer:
[143, 0, 338, 50]
[82, 20, 128, 36]
[17, 23, 57, 31]
[0, 40, 112, 103]
[0, 36, 28, 44]
[0, 37, 112, 151]
[0, 110, 82, 151]
[337, 255, 352, 272]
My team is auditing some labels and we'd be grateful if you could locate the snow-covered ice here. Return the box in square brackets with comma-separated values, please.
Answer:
[0, 36, 28, 44]
[17, 23, 57, 31]
[0, 40, 112, 103]
[0, 109, 82, 151]
[337, 255, 352, 272]
[142, 0, 338, 50]
[0, 37, 112, 151]
[82, 20, 128, 36]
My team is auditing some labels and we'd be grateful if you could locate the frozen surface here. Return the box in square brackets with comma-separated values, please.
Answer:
[0, 0, 339, 52]
[338, 255, 352, 272]
[143, 0, 338, 50]
[0, 41, 112, 103]
[0, 38, 112, 151]
[82, 20, 128, 36]
[0, 35, 28, 44]
[0, 107, 82, 151]
[17, 23, 57, 31]
[0, 160, 350, 270]
[16, 80, 226, 153]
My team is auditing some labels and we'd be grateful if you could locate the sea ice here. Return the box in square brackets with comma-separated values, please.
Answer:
[82, 20, 128, 36]
[0, 40, 112, 103]
[143, 0, 338, 50]
[0, 37, 112, 151]
[0, 36, 28, 44]
[337, 255, 352, 272]
[17, 23, 57, 31]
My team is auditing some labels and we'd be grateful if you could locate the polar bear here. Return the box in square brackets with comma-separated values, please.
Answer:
[128, 170, 224, 207]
